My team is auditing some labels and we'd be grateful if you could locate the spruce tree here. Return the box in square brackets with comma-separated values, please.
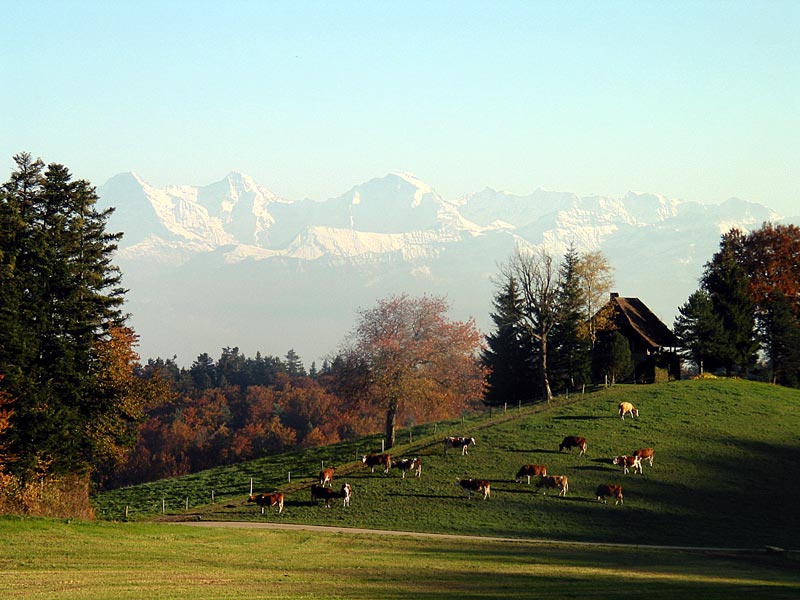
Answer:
[761, 291, 800, 387]
[550, 245, 591, 393]
[482, 277, 537, 406]
[0, 154, 128, 479]
[673, 290, 728, 374]
[702, 231, 759, 376]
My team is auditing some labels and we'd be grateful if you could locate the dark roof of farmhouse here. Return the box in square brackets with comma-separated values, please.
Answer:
[609, 294, 680, 350]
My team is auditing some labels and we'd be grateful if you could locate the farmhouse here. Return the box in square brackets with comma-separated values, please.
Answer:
[597, 293, 680, 383]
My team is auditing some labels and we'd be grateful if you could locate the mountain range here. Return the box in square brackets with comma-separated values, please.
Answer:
[96, 171, 792, 367]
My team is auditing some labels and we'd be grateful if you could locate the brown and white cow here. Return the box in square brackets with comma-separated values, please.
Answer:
[248, 492, 284, 514]
[456, 478, 491, 500]
[393, 457, 422, 478]
[319, 466, 335, 487]
[515, 464, 547, 484]
[536, 475, 569, 496]
[559, 436, 587, 456]
[362, 453, 392, 473]
[444, 436, 476, 455]
[618, 401, 639, 420]
[311, 483, 352, 508]
[596, 484, 624, 505]
[612, 454, 642, 475]
[633, 447, 655, 467]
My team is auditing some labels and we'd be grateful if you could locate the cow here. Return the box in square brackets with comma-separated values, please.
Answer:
[536, 475, 569, 496]
[515, 464, 547, 484]
[248, 492, 284, 514]
[319, 466, 335, 487]
[596, 484, 624, 505]
[362, 453, 392, 473]
[618, 401, 639, 420]
[311, 483, 352, 508]
[444, 436, 476, 455]
[559, 436, 587, 456]
[633, 447, 655, 467]
[456, 478, 491, 500]
[393, 457, 422, 478]
[612, 454, 642, 475]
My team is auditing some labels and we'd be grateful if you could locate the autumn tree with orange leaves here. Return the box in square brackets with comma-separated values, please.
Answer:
[340, 294, 487, 449]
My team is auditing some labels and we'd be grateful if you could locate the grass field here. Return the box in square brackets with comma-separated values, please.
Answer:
[94, 378, 800, 550]
[4, 379, 800, 599]
[1, 517, 799, 599]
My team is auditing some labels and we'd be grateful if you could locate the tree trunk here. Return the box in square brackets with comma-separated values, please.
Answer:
[540, 336, 553, 403]
[384, 405, 397, 449]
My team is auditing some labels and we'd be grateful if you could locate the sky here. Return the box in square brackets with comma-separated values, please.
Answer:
[1, 1, 798, 215]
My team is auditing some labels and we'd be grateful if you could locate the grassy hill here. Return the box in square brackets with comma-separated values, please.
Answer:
[93, 378, 800, 549]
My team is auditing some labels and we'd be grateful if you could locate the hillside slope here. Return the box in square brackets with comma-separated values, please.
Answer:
[94, 379, 800, 549]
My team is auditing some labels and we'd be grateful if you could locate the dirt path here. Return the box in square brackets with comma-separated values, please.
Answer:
[172, 520, 769, 554]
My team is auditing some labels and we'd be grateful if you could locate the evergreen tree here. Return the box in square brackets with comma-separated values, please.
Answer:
[189, 353, 216, 389]
[673, 290, 728, 374]
[702, 231, 759, 375]
[760, 291, 800, 387]
[0, 154, 128, 479]
[592, 331, 633, 385]
[284, 349, 306, 377]
[550, 245, 591, 393]
[481, 277, 538, 406]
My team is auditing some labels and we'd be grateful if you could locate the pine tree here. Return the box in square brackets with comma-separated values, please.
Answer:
[0, 154, 130, 479]
[284, 349, 306, 377]
[481, 277, 538, 407]
[550, 245, 591, 393]
[673, 290, 728, 374]
[702, 230, 759, 375]
[760, 291, 800, 387]
[592, 331, 633, 385]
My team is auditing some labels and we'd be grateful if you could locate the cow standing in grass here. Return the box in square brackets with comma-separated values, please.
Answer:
[536, 475, 569, 496]
[248, 492, 284, 514]
[444, 436, 476, 455]
[515, 464, 547, 484]
[633, 447, 655, 467]
[362, 453, 392, 473]
[456, 478, 491, 500]
[393, 457, 422, 478]
[559, 436, 587, 456]
[596, 484, 624, 505]
[319, 467, 335, 487]
[618, 402, 639, 420]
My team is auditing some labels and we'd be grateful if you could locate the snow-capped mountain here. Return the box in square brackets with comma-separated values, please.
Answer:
[96, 172, 786, 366]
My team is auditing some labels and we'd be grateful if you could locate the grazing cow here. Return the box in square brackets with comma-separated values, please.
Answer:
[311, 483, 352, 508]
[536, 475, 569, 496]
[341, 482, 353, 507]
[618, 402, 639, 420]
[596, 484, 624, 505]
[559, 436, 587, 456]
[612, 454, 642, 475]
[248, 492, 284, 514]
[444, 436, 476, 455]
[319, 467, 335, 487]
[456, 478, 491, 500]
[393, 457, 422, 478]
[515, 464, 547, 484]
[362, 453, 392, 473]
[633, 447, 655, 467]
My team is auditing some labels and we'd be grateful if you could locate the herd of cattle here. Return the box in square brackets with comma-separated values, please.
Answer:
[248, 402, 653, 513]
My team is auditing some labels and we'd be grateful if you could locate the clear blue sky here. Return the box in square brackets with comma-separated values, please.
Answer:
[2, 1, 798, 214]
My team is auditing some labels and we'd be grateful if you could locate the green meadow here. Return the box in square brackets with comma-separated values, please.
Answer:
[3, 378, 799, 599]
[95, 378, 799, 549]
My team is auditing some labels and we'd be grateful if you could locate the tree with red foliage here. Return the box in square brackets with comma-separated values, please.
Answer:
[340, 294, 487, 449]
